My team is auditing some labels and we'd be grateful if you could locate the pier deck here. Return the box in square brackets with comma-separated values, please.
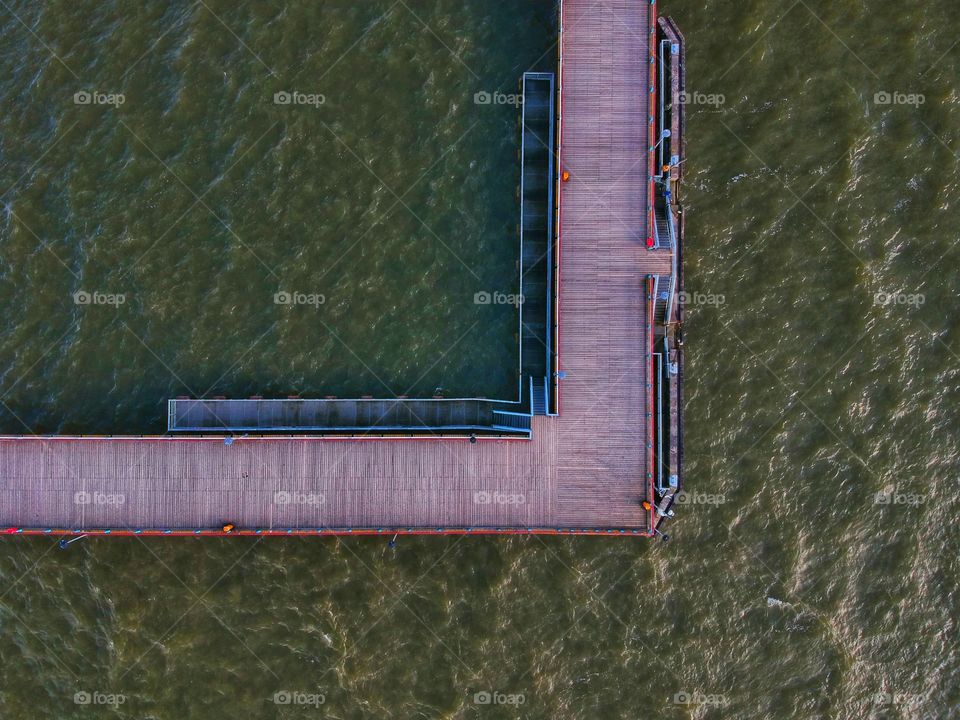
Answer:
[0, 0, 668, 536]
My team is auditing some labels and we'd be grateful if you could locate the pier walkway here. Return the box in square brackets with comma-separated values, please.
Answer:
[0, 0, 673, 537]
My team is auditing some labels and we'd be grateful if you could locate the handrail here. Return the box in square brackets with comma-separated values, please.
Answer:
[654, 352, 663, 491]
[647, 0, 658, 245]
[555, 0, 564, 414]
[493, 409, 531, 418]
[664, 194, 678, 331]
[658, 39, 670, 174]
[646, 275, 657, 531]
[519, 75, 528, 384]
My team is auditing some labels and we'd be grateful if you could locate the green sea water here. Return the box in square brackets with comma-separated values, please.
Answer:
[1, 0, 959, 718]
[0, 0, 544, 434]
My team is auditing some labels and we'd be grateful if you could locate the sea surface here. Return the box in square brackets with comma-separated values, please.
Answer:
[1, 0, 958, 718]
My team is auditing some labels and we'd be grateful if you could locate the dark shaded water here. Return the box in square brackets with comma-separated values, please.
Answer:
[1, 1, 958, 718]
[0, 0, 546, 434]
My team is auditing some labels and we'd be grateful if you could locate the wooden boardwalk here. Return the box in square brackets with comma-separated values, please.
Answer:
[0, 0, 663, 536]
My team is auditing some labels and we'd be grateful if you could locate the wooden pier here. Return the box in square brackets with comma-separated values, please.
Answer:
[0, 0, 683, 538]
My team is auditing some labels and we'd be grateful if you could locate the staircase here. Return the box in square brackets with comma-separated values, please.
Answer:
[531, 377, 548, 415]
[653, 194, 674, 327]
[491, 411, 532, 433]
[655, 199, 670, 249]
[653, 280, 668, 326]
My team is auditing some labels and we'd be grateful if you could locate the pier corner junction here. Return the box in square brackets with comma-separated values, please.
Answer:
[2, 3, 686, 541]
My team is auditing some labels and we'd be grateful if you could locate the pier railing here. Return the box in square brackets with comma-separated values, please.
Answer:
[647, 0, 659, 244]
[519, 71, 557, 416]
[664, 196, 678, 328]
[554, 0, 566, 415]
[645, 275, 657, 531]
[167, 397, 534, 437]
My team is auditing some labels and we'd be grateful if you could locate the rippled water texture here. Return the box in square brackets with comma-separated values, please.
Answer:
[0, 0, 958, 718]
[0, 0, 554, 433]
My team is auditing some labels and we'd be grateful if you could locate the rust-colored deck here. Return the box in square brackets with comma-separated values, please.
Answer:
[0, 0, 663, 536]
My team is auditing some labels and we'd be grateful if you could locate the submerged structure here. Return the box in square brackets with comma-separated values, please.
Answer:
[1, 2, 685, 539]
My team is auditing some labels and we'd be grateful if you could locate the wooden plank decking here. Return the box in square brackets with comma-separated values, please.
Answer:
[0, 0, 663, 535]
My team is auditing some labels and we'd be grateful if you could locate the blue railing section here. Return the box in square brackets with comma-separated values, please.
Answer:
[658, 39, 671, 174]
[654, 352, 664, 491]
[664, 194, 678, 334]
